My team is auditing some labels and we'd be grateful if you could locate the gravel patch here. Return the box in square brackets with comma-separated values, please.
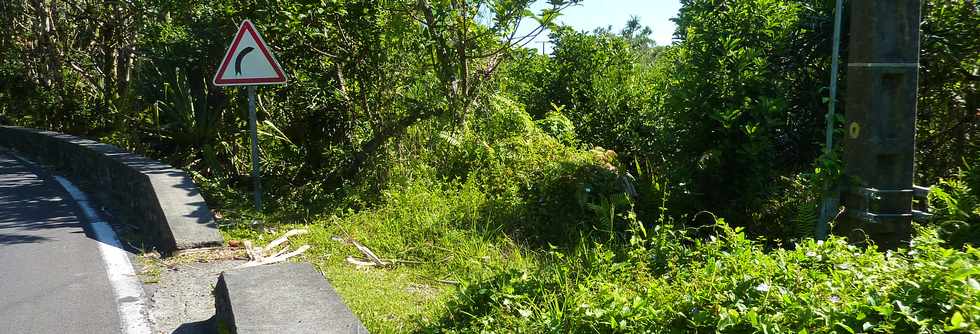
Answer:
[139, 250, 246, 334]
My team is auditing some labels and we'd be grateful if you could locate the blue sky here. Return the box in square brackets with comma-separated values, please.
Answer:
[519, 0, 682, 52]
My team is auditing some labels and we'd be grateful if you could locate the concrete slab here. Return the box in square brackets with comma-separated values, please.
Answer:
[214, 262, 368, 334]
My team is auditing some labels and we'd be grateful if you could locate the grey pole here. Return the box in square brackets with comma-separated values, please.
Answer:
[816, 0, 846, 240]
[247, 85, 262, 212]
[839, 0, 922, 249]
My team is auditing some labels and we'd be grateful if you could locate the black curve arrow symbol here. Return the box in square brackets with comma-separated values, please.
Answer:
[234, 47, 255, 75]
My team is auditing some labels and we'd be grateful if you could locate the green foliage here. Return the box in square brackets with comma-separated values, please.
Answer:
[917, 1, 980, 181]
[546, 26, 662, 159]
[384, 94, 632, 246]
[498, 48, 555, 119]
[534, 104, 578, 147]
[663, 0, 838, 228]
[501, 2, 846, 238]
[930, 163, 980, 248]
[434, 221, 980, 333]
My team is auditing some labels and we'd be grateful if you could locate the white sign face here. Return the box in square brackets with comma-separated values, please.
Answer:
[213, 20, 287, 86]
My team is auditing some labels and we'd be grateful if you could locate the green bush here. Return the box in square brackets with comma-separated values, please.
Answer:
[931, 162, 980, 248]
[535, 105, 578, 147]
[434, 221, 980, 333]
[383, 94, 633, 246]
[547, 27, 662, 159]
[662, 0, 837, 230]
[917, 0, 980, 182]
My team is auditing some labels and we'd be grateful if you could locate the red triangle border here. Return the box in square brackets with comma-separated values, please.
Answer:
[213, 20, 287, 86]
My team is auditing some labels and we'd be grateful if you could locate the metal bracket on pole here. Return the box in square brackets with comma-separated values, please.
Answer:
[851, 186, 933, 223]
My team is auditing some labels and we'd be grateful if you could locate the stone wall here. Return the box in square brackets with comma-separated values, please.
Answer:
[0, 126, 222, 253]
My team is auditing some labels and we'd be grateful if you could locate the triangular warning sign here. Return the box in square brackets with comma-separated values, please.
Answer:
[213, 20, 287, 86]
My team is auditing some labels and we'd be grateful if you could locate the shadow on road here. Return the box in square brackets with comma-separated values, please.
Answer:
[0, 153, 107, 248]
[171, 317, 215, 334]
[0, 233, 51, 245]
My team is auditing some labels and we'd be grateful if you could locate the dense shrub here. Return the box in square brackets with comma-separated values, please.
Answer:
[662, 0, 836, 229]
[539, 27, 664, 160]
[434, 222, 980, 333]
[917, 1, 980, 182]
[931, 163, 980, 248]
[379, 95, 633, 246]
[535, 107, 578, 147]
[498, 1, 840, 238]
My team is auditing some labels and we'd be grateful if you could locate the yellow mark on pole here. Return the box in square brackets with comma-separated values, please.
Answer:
[849, 122, 861, 139]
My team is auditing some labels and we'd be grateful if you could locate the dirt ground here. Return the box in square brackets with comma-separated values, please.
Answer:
[138, 248, 246, 334]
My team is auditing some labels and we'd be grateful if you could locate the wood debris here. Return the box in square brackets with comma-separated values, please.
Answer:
[260, 229, 308, 253]
[236, 229, 310, 269]
[237, 245, 311, 269]
[332, 235, 393, 268]
[351, 239, 386, 266]
[346, 256, 380, 267]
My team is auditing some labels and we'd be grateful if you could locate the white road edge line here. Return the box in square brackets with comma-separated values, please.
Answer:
[53, 176, 153, 334]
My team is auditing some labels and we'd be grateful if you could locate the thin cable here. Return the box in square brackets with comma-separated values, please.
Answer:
[817, 0, 845, 240]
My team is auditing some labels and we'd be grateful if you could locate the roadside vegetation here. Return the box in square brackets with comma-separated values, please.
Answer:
[2, 0, 978, 332]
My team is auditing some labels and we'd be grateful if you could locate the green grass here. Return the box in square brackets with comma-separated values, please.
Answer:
[221, 179, 542, 333]
[434, 222, 980, 333]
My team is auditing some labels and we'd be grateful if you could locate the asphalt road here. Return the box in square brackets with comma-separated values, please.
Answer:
[0, 152, 123, 333]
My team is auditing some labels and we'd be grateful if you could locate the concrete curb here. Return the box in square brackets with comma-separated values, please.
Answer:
[0, 126, 223, 253]
[214, 262, 368, 334]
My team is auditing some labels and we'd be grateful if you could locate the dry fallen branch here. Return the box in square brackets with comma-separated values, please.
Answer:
[270, 245, 290, 258]
[175, 246, 225, 256]
[237, 245, 311, 269]
[351, 240, 386, 266]
[346, 256, 380, 267]
[259, 229, 308, 254]
[333, 235, 403, 268]
[236, 229, 311, 268]
[244, 240, 260, 261]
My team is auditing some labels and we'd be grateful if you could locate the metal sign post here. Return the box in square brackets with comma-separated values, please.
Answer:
[213, 19, 287, 212]
[247, 85, 262, 211]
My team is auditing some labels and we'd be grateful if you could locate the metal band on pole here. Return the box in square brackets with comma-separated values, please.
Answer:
[248, 85, 263, 212]
[847, 62, 919, 68]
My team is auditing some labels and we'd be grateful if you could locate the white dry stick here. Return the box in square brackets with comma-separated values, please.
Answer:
[237, 245, 311, 269]
[174, 246, 224, 256]
[351, 240, 386, 266]
[243, 240, 261, 261]
[273, 244, 310, 262]
[270, 245, 290, 258]
[346, 256, 380, 267]
[259, 229, 309, 254]
[237, 229, 310, 267]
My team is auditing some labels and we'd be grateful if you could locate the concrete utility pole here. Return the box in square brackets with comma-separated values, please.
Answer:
[839, 0, 930, 249]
